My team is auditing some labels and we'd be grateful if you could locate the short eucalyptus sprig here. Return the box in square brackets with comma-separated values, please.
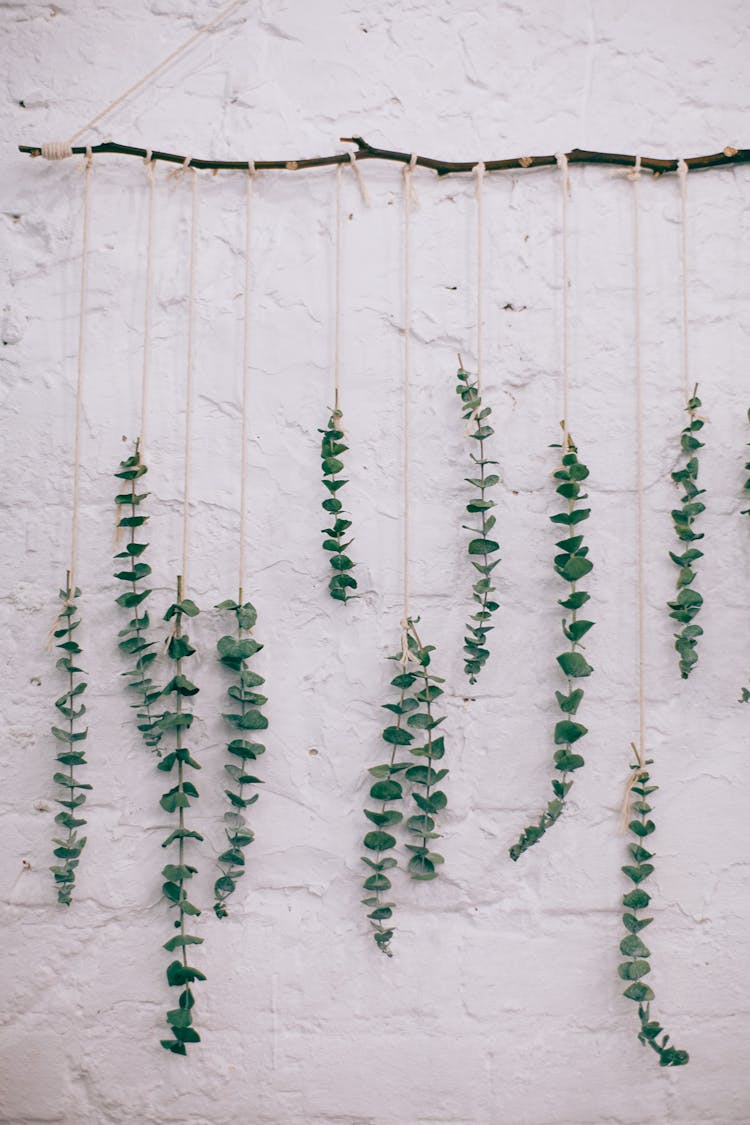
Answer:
[361, 619, 448, 956]
[510, 433, 594, 861]
[455, 360, 500, 682]
[319, 408, 357, 602]
[667, 385, 705, 679]
[619, 744, 689, 1067]
[50, 575, 90, 905]
[157, 577, 205, 1056]
[113, 440, 162, 751]
[213, 595, 268, 919]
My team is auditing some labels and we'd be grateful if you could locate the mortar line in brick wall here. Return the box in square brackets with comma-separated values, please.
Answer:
[19, 137, 750, 177]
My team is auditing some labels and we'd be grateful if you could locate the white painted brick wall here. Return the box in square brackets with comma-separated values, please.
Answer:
[1, 2, 750, 1122]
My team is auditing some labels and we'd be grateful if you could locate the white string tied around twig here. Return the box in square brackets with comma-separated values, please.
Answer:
[40, 142, 74, 161]
[237, 163, 256, 601]
[347, 151, 371, 207]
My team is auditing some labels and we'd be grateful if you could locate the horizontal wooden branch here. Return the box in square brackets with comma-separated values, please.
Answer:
[17, 135, 750, 178]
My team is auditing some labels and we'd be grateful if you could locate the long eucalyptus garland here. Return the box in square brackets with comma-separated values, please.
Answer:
[667, 385, 705, 679]
[157, 579, 205, 1056]
[455, 361, 500, 682]
[213, 596, 268, 918]
[319, 408, 357, 602]
[114, 441, 162, 750]
[50, 576, 90, 905]
[361, 619, 447, 956]
[510, 434, 594, 860]
[619, 745, 688, 1067]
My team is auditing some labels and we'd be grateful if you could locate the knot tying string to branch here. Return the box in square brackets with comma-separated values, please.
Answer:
[347, 151, 370, 206]
[40, 142, 74, 161]
[627, 153, 643, 182]
[169, 154, 193, 180]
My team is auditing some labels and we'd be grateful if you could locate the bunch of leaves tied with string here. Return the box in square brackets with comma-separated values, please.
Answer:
[510, 433, 594, 860]
[155, 581, 205, 1056]
[113, 441, 162, 750]
[360, 620, 448, 956]
[319, 408, 357, 602]
[667, 385, 705, 679]
[213, 596, 268, 918]
[619, 744, 689, 1067]
[50, 578, 90, 905]
[455, 360, 500, 682]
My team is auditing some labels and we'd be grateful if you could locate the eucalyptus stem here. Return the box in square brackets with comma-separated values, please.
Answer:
[510, 433, 594, 860]
[455, 361, 500, 681]
[667, 385, 705, 678]
[319, 407, 357, 602]
[213, 593, 268, 918]
[50, 574, 90, 904]
[157, 576, 204, 1056]
[619, 745, 688, 1067]
[114, 439, 162, 750]
[361, 618, 448, 955]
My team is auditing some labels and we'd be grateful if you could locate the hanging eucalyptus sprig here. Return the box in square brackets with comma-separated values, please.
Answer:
[361, 618, 447, 956]
[213, 596, 268, 918]
[619, 744, 689, 1067]
[510, 433, 594, 860]
[113, 440, 162, 751]
[157, 577, 205, 1056]
[50, 575, 90, 905]
[319, 408, 357, 602]
[455, 359, 500, 682]
[667, 385, 705, 679]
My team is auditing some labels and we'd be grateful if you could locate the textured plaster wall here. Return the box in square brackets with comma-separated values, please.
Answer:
[1, 2, 750, 1123]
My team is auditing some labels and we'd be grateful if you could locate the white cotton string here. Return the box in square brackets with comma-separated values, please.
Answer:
[401, 153, 417, 636]
[629, 153, 648, 806]
[677, 158, 690, 402]
[68, 146, 94, 597]
[40, 142, 74, 161]
[334, 163, 343, 412]
[181, 168, 198, 590]
[66, 0, 246, 145]
[555, 152, 571, 450]
[237, 164, 255, 602]
[139, 152, 156, 453]
[474, 162, 485, 392]
[347, 151, 370, 207]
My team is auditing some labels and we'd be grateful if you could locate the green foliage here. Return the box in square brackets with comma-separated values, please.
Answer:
[159, 580, 204, 1056]
[510, 434, 594, 860]
[667, 387, 705, 678]
[319, 408, 357, 603]
[114, 441, 162, 750]
[213, 596, 267, 919]
[619, 745, 688, 1068]
[455, 362, 500, 682]
[361, 619, 447, 956]
[50, 579, 89, 905]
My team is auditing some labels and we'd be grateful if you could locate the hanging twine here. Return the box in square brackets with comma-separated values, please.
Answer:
[139, 150, 156, 452]
[181, 166, 199, 590]
[400, 154, 417, 661]
[68, 146, 94, 597]
[347, 150, 371, 207]
[474, 161, 485, 391]
[676, 158, 691, 402]
[555, 152, 571, 450]
[620, 741, 647, 830]
[623, 153, 649, 828]
[334, 162, 343, 413]
[237, 163, 255, 602]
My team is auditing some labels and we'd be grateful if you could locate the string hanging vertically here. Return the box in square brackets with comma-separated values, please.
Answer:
[318, 156, 363, 603]
[213, 162, 269, 921]
[509, 151, 596, 861]
[474, 161, 485, 390]
[667, 159, 706, 678]
[617, 155, 689, 1068]
[47, 147, 94, 907]
[181, 164, 199, 590]
[140, 151, 156, 450]
[401, 153, 417, 640]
